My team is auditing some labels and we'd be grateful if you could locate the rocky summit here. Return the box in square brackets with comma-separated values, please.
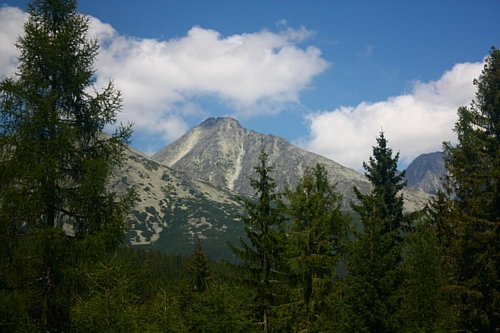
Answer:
[153, 117, 430, 211]
[405, 151, 446, 195]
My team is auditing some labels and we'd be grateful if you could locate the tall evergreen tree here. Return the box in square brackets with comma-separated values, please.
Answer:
[229, 150, 286, 333]
[0, 0, 132, 330]
[285, 163, 348, 329]
[441, 47, 499, 332]
[188, 236, 210, 293]
[343, 132, 407, 332]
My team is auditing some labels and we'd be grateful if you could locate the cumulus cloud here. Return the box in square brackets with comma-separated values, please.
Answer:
[0, 6, 26, 78]
[0, 6, 328, 144]
[303, 61, 484, 171]
[88, 18, 328, 141]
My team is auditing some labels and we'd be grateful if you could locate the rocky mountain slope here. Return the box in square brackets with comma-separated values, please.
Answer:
[405, 151, 446, 195]
[111, 147, 244, 258]
[111, 117, 434, 258]
[153, 117, 430, 211]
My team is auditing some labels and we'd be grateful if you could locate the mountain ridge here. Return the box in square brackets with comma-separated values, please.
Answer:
[111, 117, 436, 258]
[152, 116, 430, 211]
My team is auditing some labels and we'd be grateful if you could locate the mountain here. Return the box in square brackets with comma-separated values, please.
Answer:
[153, 117, 430, 211]
[111, 117, 433, 258]
[405, 151, 446, 195]
[111, 147, 244, 258]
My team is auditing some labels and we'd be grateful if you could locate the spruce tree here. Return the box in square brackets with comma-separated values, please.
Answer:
[441, 47, 499, 332]
[0, 0, 132, 330]
[343, 132, 407, 332]
[285, 163, 348, 329]
[188, 236, 210, 293]
[229, 149, 286, 333]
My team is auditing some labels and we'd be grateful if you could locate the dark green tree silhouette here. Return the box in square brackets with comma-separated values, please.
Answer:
[397, 216, 454, 332]
[0, 0, 132, 330]
[188, 236, 210, 293]
[343, 132, 407, 332]
[285, 163, 348, 329]
[229, 149, 286, 333]
[441, 47, 500, 332]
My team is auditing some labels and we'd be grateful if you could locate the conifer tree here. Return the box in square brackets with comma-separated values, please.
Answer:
[398, 217, 453, 332]
[285, 163, 348, 328]
[229, 149, 286, 333]
[0, 0, 132, 330]
[441, 47, 499, 332]
[188, 236, 210, 293]
[343, 132, 407, 332]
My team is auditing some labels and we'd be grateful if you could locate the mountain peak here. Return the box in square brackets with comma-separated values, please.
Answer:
[153, 117, 370, 205]
[200, 117, 241, 129]
[405, 151, 445, 194]
[152, 118, 431, 211]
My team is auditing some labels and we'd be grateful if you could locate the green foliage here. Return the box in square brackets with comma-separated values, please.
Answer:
[72, 255, 151, 332]
[229, 149, 288, 332]
[285, 163, 349, 328]
[341, 132, 408, 332]
[353, 131, 406, 232]
[186, 281, 254, 332]
[439, 47, 500, 332]
[69, 248, 258, 333]
[398, 221, 454, 332]
[71, 248, 188, 333]
[188, 236, 210, 292]
[0, 0, 132, 330]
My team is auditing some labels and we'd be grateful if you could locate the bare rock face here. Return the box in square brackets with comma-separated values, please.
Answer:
[153, 117, 430, 211]
[405, 152, 446, 195]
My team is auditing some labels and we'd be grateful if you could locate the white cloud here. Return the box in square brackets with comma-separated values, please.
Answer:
[4, 5, 483, 169]
[0, 6, 328, 145]
[0, 6, 26, 78]
[303, 61, 484, 171]
[89, 19, 328, 141]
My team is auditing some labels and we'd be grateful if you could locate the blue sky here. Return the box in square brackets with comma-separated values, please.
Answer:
[1, 0, 499, 170]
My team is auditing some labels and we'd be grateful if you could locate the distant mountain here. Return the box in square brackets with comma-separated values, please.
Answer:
[111, 147, 244, 258]
[153, 117, 430, 211]
[405, 151, 446, 195]
[111, 117, 433, 258]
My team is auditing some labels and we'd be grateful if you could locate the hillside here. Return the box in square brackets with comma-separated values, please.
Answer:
[111, 147, 244, 258]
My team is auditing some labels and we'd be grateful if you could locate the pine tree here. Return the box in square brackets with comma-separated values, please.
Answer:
[343, 132, 407, 332]
[0, 0, 132, 330]
[188, 236, 210, 293]
[285, 163, 348, 329]
[441, 47, 500, 332]
[229, 149, 286, 333]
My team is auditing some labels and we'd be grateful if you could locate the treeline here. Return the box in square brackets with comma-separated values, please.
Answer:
[0, 0, 498, 332]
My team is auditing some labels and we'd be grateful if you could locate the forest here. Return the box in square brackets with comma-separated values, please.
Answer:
[0, 1, 498, 332]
